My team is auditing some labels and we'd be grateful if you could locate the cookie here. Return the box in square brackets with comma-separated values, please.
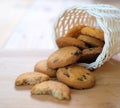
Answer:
[47, 46, 81, 69]
[31, 80, 71, 100]
[56, 65, 96, 89]
[79, 47, 103, 63]
[15, 72, 50, 86]
[64, 25, 85, 38]
[34, 60, 56, 77]
[81, 26, 104, 41]
[78, 35, 104, 47]
[56, 37, 88, 49]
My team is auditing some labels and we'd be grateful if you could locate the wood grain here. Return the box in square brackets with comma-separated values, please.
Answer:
[0, 50, 120, 108]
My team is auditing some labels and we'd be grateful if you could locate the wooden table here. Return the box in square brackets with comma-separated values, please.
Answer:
[0, 50, 120, 108]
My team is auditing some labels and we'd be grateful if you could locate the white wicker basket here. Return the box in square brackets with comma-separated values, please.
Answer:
[54, 4, 120, 69]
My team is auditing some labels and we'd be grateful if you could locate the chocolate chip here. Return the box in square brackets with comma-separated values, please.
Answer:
[77, 75, 87, 81]
[63, 73, 70, 77]
[82, 75, 87, 79]
[72, 51, 81, 56]
[86, 73, 90, 75]
[53, 57, 59, 63]
[77, 77, 84, 81]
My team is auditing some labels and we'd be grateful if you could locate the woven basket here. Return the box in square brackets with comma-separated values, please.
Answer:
[54, 4, 120, 69]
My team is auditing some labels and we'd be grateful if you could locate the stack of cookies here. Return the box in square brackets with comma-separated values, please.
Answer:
[56, 25, 104, 63]
[15, 25, 104, 100]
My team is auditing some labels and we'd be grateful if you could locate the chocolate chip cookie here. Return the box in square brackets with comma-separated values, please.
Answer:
[56, 37, 88, 49]
[78, 35, 104, 47]
[31, 80, 71, 100]
[79, 47, 103, 63]
[47, 46, 81, 69]
[64, 25, 85, 38]
[81, 26, 104, 41]
[34, 60, 56, 77]
[15, 72, 50, 86]
[56, 65, 96, 89]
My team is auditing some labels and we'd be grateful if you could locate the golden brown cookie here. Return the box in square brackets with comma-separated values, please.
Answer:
[31, 80, 71, 100]
[56, 37, 88, 49]
[79, 47, 103, 63]
[34, 60, 56, 77]
[78, 35, 104, 47]
[64, 25, 85, 38]
[15, 72, 50, 86]
[47, 46, 81, 69]
[81, 26, 104, 41]
[56, 65, 96, 89]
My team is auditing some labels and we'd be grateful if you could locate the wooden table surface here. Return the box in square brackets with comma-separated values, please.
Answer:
[0, 50, 120, 108]
[0, 0, 120, 108]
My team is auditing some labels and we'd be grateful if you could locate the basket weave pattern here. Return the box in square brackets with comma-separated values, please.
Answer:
[55, 4, 120, 69]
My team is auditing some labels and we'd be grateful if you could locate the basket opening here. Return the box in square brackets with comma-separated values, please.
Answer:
[55, 8, 101, 38]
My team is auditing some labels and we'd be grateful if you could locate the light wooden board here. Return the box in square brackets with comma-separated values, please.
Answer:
[0, 50, 120, 108]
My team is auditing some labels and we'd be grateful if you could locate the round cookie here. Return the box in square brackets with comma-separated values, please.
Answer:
[56, 37, 88, 49]
[78, 35, 104, 47]
[47, 46, 81, 69]
[31, 80, 71, 100]
[81, 26, 104, 41]
[15, 72, 50, 86]
[56, 65, 96, 89]
[79, 47, 103, 63]
[64, 25, 85, 38]
[34, 60, 56, 77]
